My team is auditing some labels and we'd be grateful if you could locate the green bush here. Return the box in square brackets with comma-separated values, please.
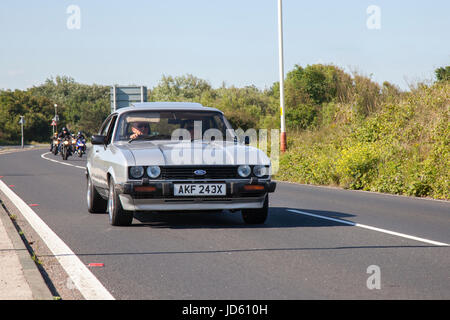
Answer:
[372, 160, 405, 194]
[321, 102, 337, 127]
[335, 142, 379, 190]
[286, 104, 318, 130]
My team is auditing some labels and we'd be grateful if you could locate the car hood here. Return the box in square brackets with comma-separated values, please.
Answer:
[115, 140, 271, 167]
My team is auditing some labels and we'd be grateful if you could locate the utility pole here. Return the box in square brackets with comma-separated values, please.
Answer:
[19, 116, 24, 148]
[278, 0, 287, 152]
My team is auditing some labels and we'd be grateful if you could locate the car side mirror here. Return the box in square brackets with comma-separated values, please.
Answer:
[91, 135, 107, 145]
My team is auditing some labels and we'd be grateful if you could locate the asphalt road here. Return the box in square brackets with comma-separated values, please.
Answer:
[0, 148, 449, 299]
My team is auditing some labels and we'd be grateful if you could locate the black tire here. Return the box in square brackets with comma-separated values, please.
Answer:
[242, 195, 269, 225]
[108, 177, 133, 226]
[87, 174, 107, 213]
[53, 145, 58, 155]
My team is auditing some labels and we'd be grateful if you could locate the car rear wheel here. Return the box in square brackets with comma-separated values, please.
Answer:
[87, 174, 107, 213]
[108, 177, 133, 226]
[241, 195, 269, 225]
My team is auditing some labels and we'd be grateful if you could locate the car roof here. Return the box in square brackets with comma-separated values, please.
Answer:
[114, 102, 223, 115]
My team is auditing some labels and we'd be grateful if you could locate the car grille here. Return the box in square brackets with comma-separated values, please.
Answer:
[160, 166, 239, 180]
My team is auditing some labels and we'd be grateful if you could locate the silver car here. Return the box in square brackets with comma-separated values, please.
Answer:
[86, 102, 276, 226]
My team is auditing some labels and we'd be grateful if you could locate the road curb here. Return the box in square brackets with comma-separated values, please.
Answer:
[0, 203, 53, 300]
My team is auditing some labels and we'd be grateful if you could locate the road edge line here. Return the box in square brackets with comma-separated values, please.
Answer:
[0, 180, 115, 300]
[41, 152, 86, 170]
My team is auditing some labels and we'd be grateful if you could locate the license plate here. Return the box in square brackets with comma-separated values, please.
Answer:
[174, 184, 226, 196]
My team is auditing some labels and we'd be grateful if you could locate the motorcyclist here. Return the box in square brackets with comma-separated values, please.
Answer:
[50, 132, 58, 151]
[57, 127, 72, 153]
[58, 127, 71, 139]
[75, 131, 86, 155]
[76, 131, 86, 141]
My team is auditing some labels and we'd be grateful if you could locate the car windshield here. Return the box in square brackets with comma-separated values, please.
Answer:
[114, 110, 234, 142]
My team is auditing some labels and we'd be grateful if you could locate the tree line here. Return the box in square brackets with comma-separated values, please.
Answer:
[0, 64, 448, 145]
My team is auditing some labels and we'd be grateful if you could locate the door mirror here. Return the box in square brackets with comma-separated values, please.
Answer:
[91, 135, 106, 145]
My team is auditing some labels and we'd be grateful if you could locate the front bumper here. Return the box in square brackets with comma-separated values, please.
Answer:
[115, 179, 276, 211]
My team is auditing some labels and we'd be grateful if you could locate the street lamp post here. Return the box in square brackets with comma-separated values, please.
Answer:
[19, 116, 24, 149]
[54, 104, 58, 133]
[278, 0, 287, 152]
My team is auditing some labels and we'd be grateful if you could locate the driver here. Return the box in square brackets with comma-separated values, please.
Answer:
[129, 122, 150, 140]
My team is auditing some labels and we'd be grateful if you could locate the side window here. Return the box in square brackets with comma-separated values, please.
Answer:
[105, 115, 117, 145]
[99, 116, 113, 136]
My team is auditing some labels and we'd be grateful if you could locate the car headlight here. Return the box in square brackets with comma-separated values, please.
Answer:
[237, 165, 251, 178]
[253, 165, 268, 177]
[129, 166, 144, 179]
[147, 166, 161, 179]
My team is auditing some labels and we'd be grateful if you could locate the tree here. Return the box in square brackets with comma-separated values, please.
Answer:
[435, 66, 450, 82]
[30, 76, 110, 135]
[150, 74, 213, 102]
[0, 90, 54, 143]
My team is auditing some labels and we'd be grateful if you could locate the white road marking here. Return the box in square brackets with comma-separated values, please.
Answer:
[288, 209, 449, 247]
[0, 180, 114, 300]
[41, 152, 86, 170]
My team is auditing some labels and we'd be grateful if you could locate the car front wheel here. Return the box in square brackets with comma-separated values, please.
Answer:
[87, 174, 107, 213]
[241, 195, 269, 225]
[108, 177, 133, 226]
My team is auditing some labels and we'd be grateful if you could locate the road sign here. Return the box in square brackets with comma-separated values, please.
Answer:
[111, 85, 147, 112]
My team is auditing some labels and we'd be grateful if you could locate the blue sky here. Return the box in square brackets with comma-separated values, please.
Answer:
[1, 0, 449, 91]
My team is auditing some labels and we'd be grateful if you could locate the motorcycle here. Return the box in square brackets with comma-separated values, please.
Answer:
[50, 133, 59, 152]
[60, 136, 73, 160]
[74, 137, 86, 157]
[53, 138, 61, 155]
[71, 135, 77, 152]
